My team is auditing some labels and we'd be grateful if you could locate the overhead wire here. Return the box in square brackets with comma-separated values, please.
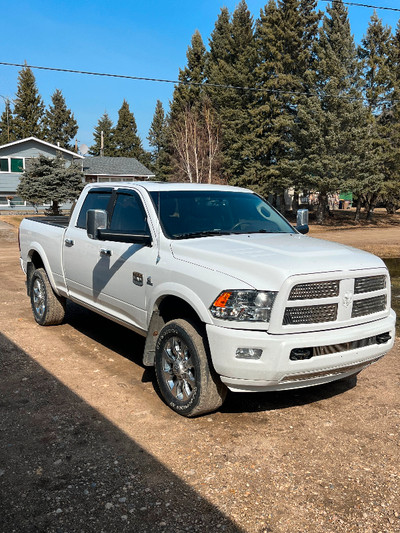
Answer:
[0, 61, 396, 104]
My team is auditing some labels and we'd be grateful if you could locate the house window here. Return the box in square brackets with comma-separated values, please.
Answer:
[0, 157, 25, 172]
[10, 158, 23, 172]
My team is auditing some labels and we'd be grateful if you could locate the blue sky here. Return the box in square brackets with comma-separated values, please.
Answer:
[1, 0, 399, 151]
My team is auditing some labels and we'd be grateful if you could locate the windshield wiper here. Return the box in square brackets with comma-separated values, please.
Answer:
[174, 230, 233, 240]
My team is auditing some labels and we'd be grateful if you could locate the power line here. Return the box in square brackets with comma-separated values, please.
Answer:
[0, 60, 398, 106]
[321, 1, 400, 13]
[0, 60, 379, 102]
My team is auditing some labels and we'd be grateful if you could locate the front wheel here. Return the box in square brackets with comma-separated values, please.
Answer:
[155, 319, 227, 417]
[30, 268, 66, 326]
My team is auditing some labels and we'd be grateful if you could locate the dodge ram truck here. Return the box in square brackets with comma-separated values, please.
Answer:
[19, 182, 396, 416]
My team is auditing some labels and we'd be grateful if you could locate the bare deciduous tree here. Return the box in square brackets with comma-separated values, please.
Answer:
[170, 101, 220, 183]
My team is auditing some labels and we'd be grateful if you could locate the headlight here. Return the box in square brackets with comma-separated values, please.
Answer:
[210, 290, 277, 322]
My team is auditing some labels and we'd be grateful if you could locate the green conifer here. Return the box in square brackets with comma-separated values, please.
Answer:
[13, 65, 45, 139]
[250, 0, 320, 207]
[43, 89, 78, 149]
[170, 30, 207, 121]
[89, 112, 116, 156]
[148, 100, 170, 180]
[0, 100, 16, 145]
[294, 0, 367, 223]
[17, 154, 84, 215]
[114, 100, 146, 161]
[205, 1, 257, 183]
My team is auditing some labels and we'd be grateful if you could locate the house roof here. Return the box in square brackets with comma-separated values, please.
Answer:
[0, 137, 84, 158]
[82, 156, 154, 177]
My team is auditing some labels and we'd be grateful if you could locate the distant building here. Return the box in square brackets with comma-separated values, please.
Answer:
[0, 137, 155, 209]
[0, 137, 83, 207]
[83, 156, 154, 183]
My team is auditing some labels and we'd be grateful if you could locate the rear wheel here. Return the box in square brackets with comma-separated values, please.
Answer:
[155, 319, 227, 417]
[30, 268, 66, 326]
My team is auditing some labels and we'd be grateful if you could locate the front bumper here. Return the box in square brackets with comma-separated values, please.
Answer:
[206, 310, 396, 392]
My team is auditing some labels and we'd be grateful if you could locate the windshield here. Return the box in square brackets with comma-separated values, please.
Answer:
[150, 190, 295, 239]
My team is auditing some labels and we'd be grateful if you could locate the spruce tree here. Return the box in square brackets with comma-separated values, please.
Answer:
[13, 65, 45, 139]
[294, 0, 367, 223]
[43, 89, 78, 149]
[148, 100, 170, 180]
[17, 154, 84, 215]
[170, 30, 207, 121]
[114, 99, 146, 161]
[205, 1, 257, 184]
[357, 12, 394, 219]
[89, 112, 116, 156]
[0, 100, 16, 145]
[250, 0, 320, 207]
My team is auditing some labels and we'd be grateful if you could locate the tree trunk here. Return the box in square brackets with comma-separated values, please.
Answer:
[51, 200, 60, 216]
[316, 193, 328, 224]
[354, 197, 362, 222]
[365, 193, 377, 221]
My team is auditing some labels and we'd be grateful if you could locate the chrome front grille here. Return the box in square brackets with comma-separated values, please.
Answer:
[288, 280, 339, 300]
[282, 272, 388, 327]
[354, 275, 386, 294]
[283, 304, 338, 325]
[352, 295, 387, 318]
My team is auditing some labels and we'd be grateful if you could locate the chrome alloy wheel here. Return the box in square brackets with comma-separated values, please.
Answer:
[161, 336, 196, 401]
[32, 278, 46, 320]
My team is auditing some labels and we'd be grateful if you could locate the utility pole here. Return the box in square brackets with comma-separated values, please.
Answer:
[100, 130, 104, 157]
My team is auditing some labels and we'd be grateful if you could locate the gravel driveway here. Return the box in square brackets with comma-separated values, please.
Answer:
[0, 222, 399, 533]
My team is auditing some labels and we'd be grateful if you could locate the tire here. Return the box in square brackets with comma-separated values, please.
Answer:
[155, 319, 227, 417]
[30, 268, 66, 326]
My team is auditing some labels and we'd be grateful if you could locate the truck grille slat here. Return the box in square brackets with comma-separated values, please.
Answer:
[354, 275, 386, 294]
[283, 304, 338, 325]
[288, 280, 339, 300]
[352, 295, 387, 318]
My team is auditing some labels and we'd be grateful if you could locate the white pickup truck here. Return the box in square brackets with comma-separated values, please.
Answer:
[19, 182, 396, 416]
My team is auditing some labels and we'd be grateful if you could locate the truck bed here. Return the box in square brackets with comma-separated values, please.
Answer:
[24, 216, 70, 228]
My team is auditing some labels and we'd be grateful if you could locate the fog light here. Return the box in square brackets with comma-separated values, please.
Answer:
[235, 348, 263, 359]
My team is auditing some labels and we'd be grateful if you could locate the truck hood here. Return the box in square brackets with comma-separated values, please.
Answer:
[170, 233, 385, 289]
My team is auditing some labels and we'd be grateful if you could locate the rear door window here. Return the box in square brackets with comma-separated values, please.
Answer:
[76, 189, 112, 229]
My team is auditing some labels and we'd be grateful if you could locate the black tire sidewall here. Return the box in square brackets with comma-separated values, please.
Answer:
[155, 322, 203, 416]
[30, 270, 49, 325]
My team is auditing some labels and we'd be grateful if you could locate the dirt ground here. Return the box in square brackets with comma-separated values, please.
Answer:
[0, 220, 399, 533]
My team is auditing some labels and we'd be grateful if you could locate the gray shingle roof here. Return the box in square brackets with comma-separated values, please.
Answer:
[82, 156, 154, 177]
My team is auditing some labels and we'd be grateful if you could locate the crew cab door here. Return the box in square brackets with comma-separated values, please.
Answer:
[63, 187, 156, 332]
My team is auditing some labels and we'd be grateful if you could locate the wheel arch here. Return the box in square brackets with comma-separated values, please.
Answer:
[26, 245, 57, 297]
[143, 293, 209, 367]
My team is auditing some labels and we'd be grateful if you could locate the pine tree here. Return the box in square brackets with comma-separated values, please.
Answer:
[114, 99, 147, 162]
[357, 12, 394, 219]
[148, 100, 170, 180]
[43, 89, 78, 149]
[0, 100, 16, 145]
[89, 112, 116, 156]
[17, 154, 84, 215]
[294, 0, 367, 223]
[205, 1, 257, 184]
[13, 65, 45, 139]
[250, 0, 321, 206]
[170, 30, 207, 121]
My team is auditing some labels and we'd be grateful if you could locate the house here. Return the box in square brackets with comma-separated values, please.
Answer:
[82, 156, 154, 183]
[0, 137, 155, 209]
[0, 137, 84, 207]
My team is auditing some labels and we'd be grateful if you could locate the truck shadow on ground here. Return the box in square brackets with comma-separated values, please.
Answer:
[0, 331, 243, 533]
[64, 301, 356, 416]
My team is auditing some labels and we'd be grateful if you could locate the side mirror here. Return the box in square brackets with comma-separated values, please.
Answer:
[296, 209, 309, 235]
[86, 209, 108, 239]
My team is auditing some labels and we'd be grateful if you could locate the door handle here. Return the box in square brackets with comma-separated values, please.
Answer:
[100, 248, 112, 257]
[64, 238, 74, 247]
